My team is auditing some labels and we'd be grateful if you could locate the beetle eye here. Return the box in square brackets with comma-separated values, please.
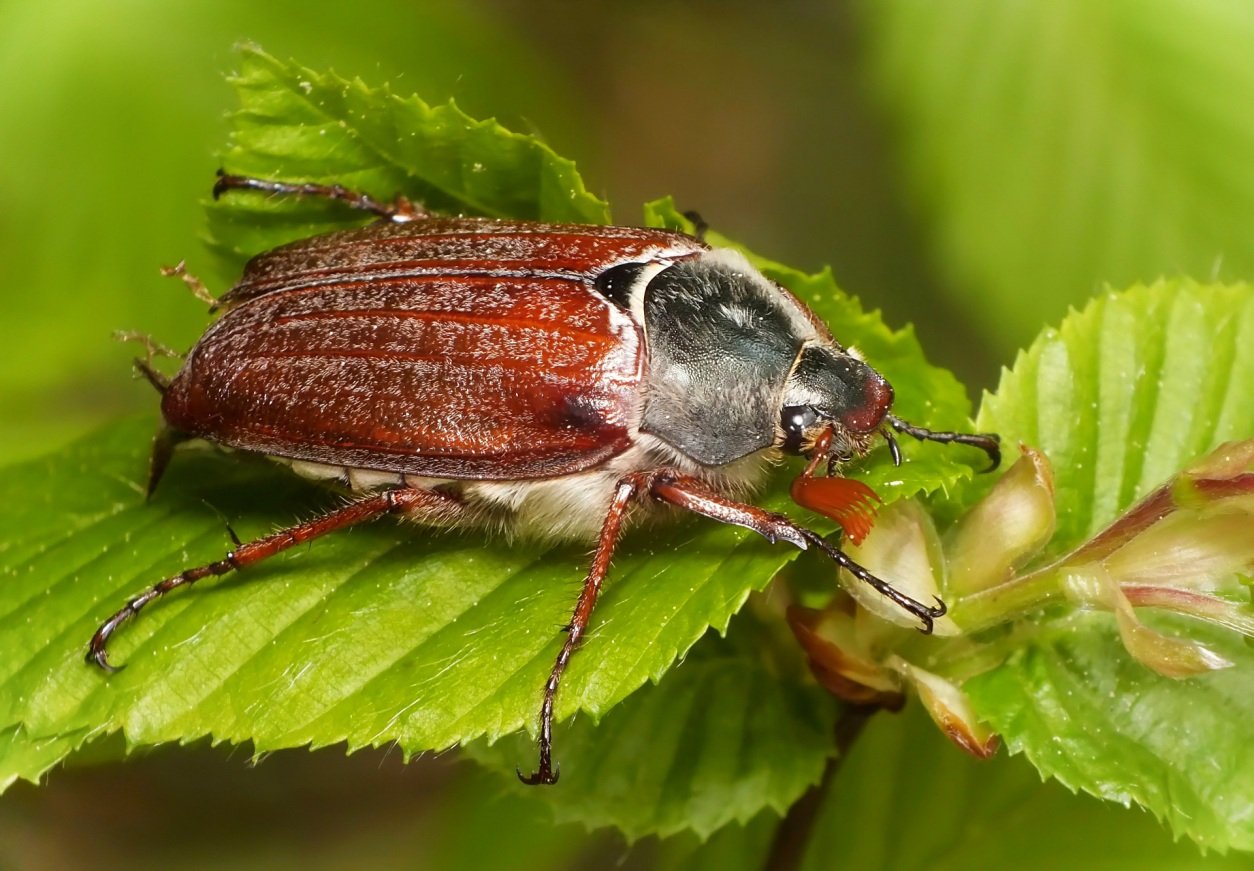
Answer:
[780, 405, 818, 454]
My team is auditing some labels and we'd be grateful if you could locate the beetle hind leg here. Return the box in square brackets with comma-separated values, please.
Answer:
[86, 486, 462, 672]
[212, 169, 428, 223]
[145, 426, 187, 498]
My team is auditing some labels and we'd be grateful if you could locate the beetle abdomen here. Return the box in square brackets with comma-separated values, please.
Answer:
[163, 265, 646, 480]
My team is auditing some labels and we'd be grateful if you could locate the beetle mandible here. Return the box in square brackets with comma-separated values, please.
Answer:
[87, 171, 1000, 785]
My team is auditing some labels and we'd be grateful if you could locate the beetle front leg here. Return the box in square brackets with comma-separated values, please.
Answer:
[212, 169, 428, 223]
[86, 486, 462, 671]
[648, 472, 945, 633]
[520, 472, 648, 786]
[886, 414, 1001, 472]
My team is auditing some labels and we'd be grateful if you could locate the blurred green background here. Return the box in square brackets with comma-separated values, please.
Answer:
[4, 1, 1253, 867]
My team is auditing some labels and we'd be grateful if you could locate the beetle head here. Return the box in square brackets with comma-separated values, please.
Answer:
[779, 343, 893, 463]
[779, 342, 1003, 473]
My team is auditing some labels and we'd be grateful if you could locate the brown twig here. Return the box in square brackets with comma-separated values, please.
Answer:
[764, 706, 875, 871]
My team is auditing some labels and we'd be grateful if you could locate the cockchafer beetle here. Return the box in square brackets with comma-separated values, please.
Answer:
[87, 171, 1000, 785]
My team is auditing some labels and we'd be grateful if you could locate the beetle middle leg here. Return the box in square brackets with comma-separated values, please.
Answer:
[212, 169, 428, 223]
[86, 486, 463, 671]
[520, 466, 945, 786]
[519, 472, 648, 785]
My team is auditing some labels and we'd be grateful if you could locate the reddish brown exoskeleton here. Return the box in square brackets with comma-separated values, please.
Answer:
[87, 172, 999, 784]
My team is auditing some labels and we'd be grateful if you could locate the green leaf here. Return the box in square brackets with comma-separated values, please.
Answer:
[861, 1, 1254, 361]
[966, 280, 1254, 851]
[0, 417, 801, 783]
[644, 703, 1242, 869]
[652, 811, 777, 871]
[206, 45, 610, 270]
[468, 622, 838, 842]
[0, 726, 84, 793]
[798, 703, 1245, 871]
[977, 280, 1254, 556]
[0, 49, 982, 843]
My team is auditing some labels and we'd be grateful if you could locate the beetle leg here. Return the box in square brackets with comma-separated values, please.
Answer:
[886, 415, 1001, 473]
[519, 472, 646, 786]
[881, 427, 903, 467]
[86, 486, 462, 672]
[212, 170, 428, 223]
[681, 209, 709, 242]
[132, 358, 172, 395]
[113, 331, 181, 395]
[648, 471, 946, 633]
[145, 426, 187, 498]
[160, 260, 217, 307]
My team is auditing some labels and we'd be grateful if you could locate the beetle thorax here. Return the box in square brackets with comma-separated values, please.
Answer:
[634, 249, 822, 467]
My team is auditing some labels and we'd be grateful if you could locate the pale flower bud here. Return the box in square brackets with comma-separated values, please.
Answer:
[839, 499, 957, 635]
[1063, 565, 1234, 678]
[884, 655, 999, 758]
[946, 447, 1055, 596]
[786, 604, 904, 708]
[1056, 439, 1254, 676]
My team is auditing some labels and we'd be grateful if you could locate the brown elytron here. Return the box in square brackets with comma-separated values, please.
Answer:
[165, 217, 705, 479]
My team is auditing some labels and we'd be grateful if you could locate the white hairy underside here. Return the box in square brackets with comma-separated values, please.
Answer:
[277, 433, 774, 542]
